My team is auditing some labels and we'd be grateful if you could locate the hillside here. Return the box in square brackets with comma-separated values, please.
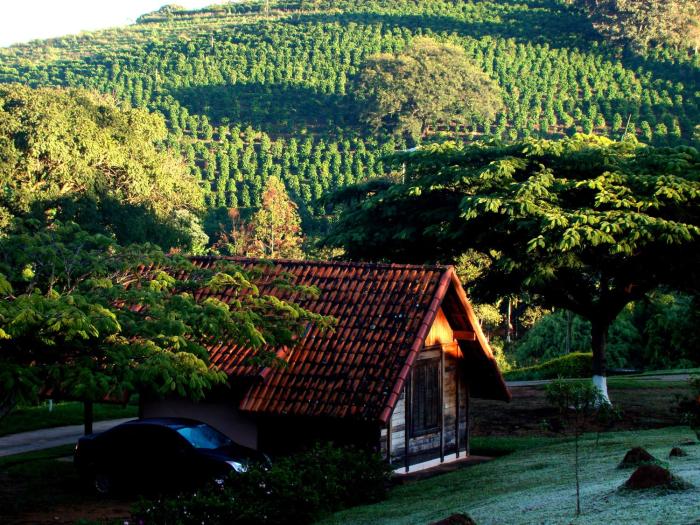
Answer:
[1, 0, 698, 235]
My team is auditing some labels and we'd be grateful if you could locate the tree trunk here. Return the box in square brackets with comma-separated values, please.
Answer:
[84, 400, 94, 436]
[591, 320, 611, 404]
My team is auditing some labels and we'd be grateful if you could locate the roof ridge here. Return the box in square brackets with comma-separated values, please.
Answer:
[189, 255, 452, 273]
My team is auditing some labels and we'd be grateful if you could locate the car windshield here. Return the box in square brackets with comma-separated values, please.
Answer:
[176, 424, 232, 450]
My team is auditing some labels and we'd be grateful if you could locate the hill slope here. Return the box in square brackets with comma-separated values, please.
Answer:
[1, 0, 697, 235]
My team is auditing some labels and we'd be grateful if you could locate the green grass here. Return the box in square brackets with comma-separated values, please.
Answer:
[0, 444, 75, 469]
[470, 435, 564, 457]
[634, 368, 700, 377]
[607, 377, 689, 390]
[0, 445, 133, 522]
[0, 445, 81, 517]
[320, 427, 700, 525]
[0, 401, 137, 437]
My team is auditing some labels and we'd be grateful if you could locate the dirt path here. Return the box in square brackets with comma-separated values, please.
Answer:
[0, 418, 134, 457]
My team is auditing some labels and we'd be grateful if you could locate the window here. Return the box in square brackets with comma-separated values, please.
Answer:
[411, 359, 441, 436]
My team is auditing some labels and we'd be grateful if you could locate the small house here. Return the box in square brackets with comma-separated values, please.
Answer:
[142, 257, 510, 473]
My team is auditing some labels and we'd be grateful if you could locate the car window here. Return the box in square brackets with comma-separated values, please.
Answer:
[176, 424, 232, 450]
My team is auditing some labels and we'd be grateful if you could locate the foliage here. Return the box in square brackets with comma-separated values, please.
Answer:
[355, 37, 503, 143]
[505, 352, 593, 381]
[511, 311, 593, 366]
[0, 1, 697, 230]
[0, 84, 205, 250]
[513, 293, 700, 371]
[0, 219, 330, 418]
[247, 176, 305, 258]
[570, 0, 700, 52]
[327, 136, 700, 394]
[133, 442, 392, 525]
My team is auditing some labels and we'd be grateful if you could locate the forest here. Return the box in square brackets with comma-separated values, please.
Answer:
[0, 0, 698, 232]
[0, 0, 698, 375]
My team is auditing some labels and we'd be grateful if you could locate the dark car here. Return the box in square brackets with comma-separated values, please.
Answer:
[74, 417, 266, 495]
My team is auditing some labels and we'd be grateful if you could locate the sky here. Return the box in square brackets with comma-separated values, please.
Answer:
[0, 1, 228, 47]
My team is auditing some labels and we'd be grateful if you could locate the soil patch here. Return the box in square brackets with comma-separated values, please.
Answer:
[669, 447, 687, 457]
[430, 514, 477, 525]
[619, 447, 658, 468]
[471, 385, 689, 437]
[623, 465, 692, 491]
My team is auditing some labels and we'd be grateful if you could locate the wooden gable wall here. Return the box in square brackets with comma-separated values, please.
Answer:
[381, 307, 470, 471]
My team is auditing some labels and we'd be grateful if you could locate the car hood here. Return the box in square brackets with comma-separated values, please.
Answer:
[195, 443, 268, 466]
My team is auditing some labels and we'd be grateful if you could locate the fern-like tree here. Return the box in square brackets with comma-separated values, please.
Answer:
[355, 37, 503, 145]
[326, 136, 700, 402]
[0, 219, 327, 428]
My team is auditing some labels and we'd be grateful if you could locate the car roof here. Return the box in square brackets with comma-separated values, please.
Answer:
[119, 417, 209, 430]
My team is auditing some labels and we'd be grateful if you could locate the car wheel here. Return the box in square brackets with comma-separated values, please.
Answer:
[93, 472, 113, 495]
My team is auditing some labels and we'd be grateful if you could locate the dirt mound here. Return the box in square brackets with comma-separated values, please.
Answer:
[430, 514, 477, 525]
[618, 447, 657, 468]
[623, 465, 692, 491]
[624, 465, 673, 489]
[669, 447, 687, 458]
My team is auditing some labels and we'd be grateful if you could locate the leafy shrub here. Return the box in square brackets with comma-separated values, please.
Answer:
[505, 352, 592, 381]
[133, 443, 392, 525]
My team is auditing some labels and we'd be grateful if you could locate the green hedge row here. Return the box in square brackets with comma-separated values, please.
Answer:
[504, 352, 593, 381]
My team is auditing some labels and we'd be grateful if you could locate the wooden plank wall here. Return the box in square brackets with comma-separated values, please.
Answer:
[382, 306, 470, 468]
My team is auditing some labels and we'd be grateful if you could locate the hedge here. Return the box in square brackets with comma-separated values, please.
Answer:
[504, 352, 593, 381]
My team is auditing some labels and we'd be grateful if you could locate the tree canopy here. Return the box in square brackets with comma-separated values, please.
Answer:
[0, 1, 697, 230]
[326, 135, 700, 399]
[356, 37, 503, 144]
[571, 0, 700, 52]
[0, 84, 205, 249]
[0, 218, 329, 419]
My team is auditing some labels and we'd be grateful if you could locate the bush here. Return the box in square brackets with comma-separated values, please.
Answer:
[504, 352, 592, 381]
[132, 443, 392, 525]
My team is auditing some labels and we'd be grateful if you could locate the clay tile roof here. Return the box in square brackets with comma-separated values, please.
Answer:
[190, 256, 510, 423]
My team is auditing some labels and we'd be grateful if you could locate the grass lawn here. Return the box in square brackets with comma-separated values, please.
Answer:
[0, 401, 137, 437]
[320, 427, 700, 525]
[0, 445, 132, 523]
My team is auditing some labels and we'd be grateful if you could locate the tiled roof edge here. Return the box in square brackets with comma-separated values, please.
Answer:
[189, 255, 451, 273]
[378, 266, 454, 425]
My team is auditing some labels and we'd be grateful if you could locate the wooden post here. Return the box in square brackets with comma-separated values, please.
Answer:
[84, 400, 93, 436]
[455, 364, 460, 458]
[386, 418, 392, 463]
[404, 381, 410, 473]
[439, 349, 445, 463]
[465, 386, 471, 456]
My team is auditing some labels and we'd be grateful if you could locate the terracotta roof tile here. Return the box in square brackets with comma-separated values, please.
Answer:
[188, 256, 509, 423]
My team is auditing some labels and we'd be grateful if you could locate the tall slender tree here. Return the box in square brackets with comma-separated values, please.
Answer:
[248, 176, 304, 259]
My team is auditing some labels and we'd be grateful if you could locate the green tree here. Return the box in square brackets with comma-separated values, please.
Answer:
[327, 135, 700, 402]
[0, 219, 328, 422]
[355, 37, 503, 144]
[572, 0, 700, 51]
[0, 84, 203, 249]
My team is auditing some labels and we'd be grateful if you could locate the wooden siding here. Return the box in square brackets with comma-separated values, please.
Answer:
[424, 308, 454, 346]
[382, 307, 470, 468]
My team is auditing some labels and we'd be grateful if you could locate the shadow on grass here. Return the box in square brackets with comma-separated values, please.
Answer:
[170, 82, 361, 135]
